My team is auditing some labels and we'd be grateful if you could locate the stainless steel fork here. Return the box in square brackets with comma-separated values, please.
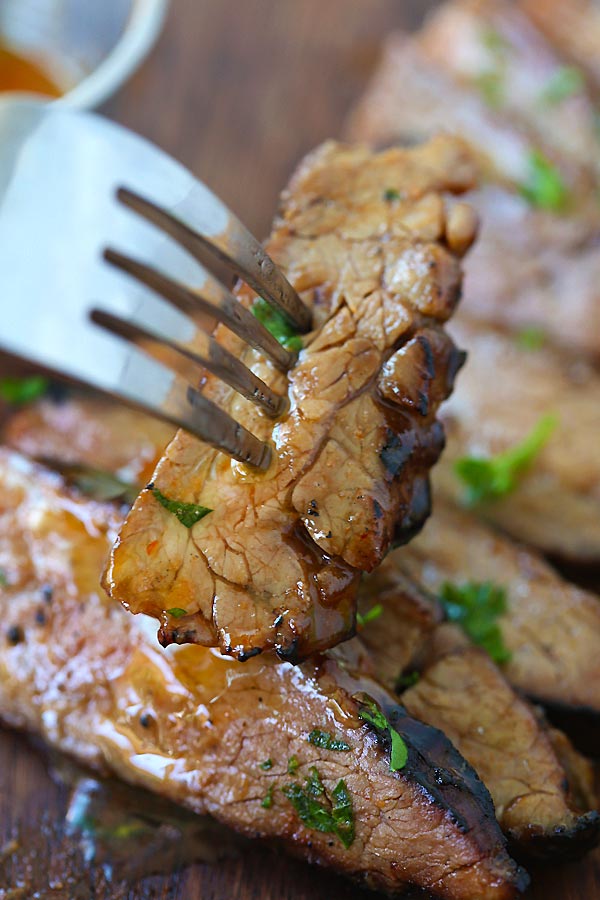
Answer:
[0, 100, 311, 469]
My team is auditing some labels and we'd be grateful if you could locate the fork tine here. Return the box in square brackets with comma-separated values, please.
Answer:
[124, 365, 272, 470]
[103, 248, 295, 372]
[116, 186, 312, 333]
[91, 309, 288, 419]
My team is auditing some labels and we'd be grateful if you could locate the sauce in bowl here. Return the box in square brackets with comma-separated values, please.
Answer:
[0, 42, 62, 98]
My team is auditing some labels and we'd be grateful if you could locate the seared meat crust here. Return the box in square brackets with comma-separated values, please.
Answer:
[353, 579, 600, 859]
[105, 138, 478, 662]
[401, 648, 599, 860]
[397, 499, 600, 718]
[0, 450, 526, 900]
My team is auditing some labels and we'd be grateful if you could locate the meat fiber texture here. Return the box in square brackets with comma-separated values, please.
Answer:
[105, 137, 478, 662]
[0, 449, 527, 900]
[355, 566, 600, 860]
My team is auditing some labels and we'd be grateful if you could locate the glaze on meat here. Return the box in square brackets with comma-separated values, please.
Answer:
[105, 137, 478, 661]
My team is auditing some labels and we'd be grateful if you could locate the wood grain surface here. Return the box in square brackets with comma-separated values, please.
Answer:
[0, 1, 599, 897]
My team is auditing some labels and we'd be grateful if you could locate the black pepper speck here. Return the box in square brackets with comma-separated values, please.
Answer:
[6, 625, 24, 645]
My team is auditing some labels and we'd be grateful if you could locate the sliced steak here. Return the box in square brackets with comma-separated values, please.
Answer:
[3, 392, 172, 486]
[397, 499, 600, 717]
[352, 582, 599, 859]
[419, 0, 600, 186]
[434, 318, 600, 561]
[347, 30, 600, 359]
[521, 0, 600, 93]
[0, 449, 527, 900]
[105, 137, 478, 662]
[347, 34, 537, 186]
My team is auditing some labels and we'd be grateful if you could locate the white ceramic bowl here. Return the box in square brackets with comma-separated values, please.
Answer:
[0, 0, 169, 109]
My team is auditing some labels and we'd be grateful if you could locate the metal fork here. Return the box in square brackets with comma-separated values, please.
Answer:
[0, 101, 311, 469]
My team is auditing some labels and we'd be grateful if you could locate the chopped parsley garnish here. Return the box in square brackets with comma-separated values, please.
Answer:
[65, 466, 139, 505]
[439, 581, 512, 665]
[0, 375, 49, 406]
[519, 150, 568, 212]
[282, 767, 355, 849]
[287, 755, 299, 775]
[261, 785, 274, 809]
[166, 607, 188, 619]
[151, 487, 212, 528]
[481, 26, 509, 55]
[356, 603, 383, 628]
[475, 27, 510, 108]
[356, 696, 408, 772]
[516, 326, 546, 351]
[251, 297, 303, 353]
[395, 670, 420, 691]
[454, 413, 557, 506]
[307, 729, 350, 751]
[475, 70, 504, 108]
[259, 758, 274, 771]
[0, 570, 7, 588]
[383, 187, 401, 202]
[540, 65, 584, 105]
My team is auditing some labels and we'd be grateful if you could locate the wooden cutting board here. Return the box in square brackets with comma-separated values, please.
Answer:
[0, 1, 598, 897]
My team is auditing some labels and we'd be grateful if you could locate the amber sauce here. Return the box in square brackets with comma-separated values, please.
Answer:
[0, 43, 62, 98]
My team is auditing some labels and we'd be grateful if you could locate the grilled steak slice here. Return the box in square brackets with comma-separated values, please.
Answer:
[401, 647, 599, 860]
[419, 0, 600, 186]
[459, 186, 600, 359]
[2, 392, 172, 487]
[347, 31, 600, 359]
[0, 449, 527, 900]
[105, 137, 478, 662]
[521, 0, 600, 93]
[433, 318, 600, 561]
[352, 584, 600, 859]
[387, 500, 600, 737]
[347, 34, 537, 187]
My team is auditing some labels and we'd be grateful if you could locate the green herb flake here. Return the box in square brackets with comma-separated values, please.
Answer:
[166, 607, 188, 619]
[541, 65, 584, 105]
[519, 150, 569, 212]
[454, 413, 558, 506]
[395, 670, 420, 691]
[357, 696, 408, 772]
[307, 729, 350, 752]
[251, 297, 303, 353]
[282, 768, 355, 849]
[259, 758, 274, 771]
[152, 487, 212, 528]
[439, 581, 512, 665]
[0, 375, 49, 406]
[356, 603, 383, 629]
[481, 26, 510, 55]
[261, 785, 274, 809]
[66, 466, 139, 505]
[475, 70, 504, 108]
[516, 326, 546, 351]
[383, 187, 401, 202]
[287, 755, 299, 775]
[330, 780, 355, 849]
[0, 570, 7, 588]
